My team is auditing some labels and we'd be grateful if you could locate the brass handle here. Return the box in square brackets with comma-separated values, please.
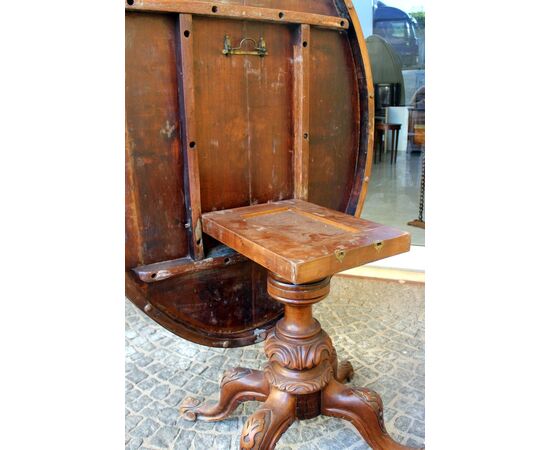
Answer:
[222, 35, 268, 57]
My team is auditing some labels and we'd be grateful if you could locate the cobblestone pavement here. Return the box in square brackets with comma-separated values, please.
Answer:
[126, 276, 425, 450]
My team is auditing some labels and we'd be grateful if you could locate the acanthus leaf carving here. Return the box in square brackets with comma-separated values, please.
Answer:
[220, 367, 253, 387]
[264, 331, 335, 370]
[240, 410, 270, 449]
[264, 364, 333, 394]
[353, 388, 387, 432]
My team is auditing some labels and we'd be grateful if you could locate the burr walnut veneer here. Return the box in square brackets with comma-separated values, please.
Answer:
[125, 0, 418, 448]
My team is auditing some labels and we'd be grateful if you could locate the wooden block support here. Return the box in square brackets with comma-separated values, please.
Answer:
[201, 199, 410, 284]
[292, 24, 310, 201]
[177, 14, 204, 260]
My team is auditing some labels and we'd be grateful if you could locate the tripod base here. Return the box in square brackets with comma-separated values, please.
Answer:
[180, 274, 419, 450]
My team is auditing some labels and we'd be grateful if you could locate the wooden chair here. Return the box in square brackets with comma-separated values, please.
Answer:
[375, 122, 401, 164]
[126, 1, 417, 448]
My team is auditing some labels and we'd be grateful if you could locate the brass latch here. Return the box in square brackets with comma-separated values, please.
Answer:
[222, 35, 268, 57]
[335, 249, 346, 262]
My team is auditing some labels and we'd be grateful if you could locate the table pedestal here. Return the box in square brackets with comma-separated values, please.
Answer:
[180, 273, 417, 450]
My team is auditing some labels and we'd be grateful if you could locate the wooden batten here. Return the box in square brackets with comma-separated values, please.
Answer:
[132, 253, 249, 283]
[292, 24, 311, 201]
[177, 14, 204, 260]
[126, 1, 349, 30]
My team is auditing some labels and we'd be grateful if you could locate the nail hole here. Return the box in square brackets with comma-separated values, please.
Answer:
[184, 30, 190, 38]
[151, 273, 157, 279]
[212, 5, 218, 12]
[127, 0, 134, 5]
[224, 257, 230, 264]
[278, 12, 284, 18]
[189, 141, 196, 148]
[340, 20, 345, 27]
[303, 133, 309, 139]
[303, 41, 308, 47]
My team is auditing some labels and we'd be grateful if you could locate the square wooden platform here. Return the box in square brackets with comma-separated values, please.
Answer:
[202, 199, 411, 284]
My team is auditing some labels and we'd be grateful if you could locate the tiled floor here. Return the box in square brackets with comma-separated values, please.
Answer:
[361, 150, 425, 246]
[125, 276, 425, 449]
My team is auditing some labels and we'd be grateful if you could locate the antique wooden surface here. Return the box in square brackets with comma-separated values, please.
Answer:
[125, 0, 375, 347]
[202, 199, 410, 284]
[126, 1, 419, 447]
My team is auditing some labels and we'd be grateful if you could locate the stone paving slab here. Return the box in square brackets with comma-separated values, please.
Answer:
[126, 276, 425, 450]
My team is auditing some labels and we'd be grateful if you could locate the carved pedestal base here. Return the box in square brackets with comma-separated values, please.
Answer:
[181, 274, 419, 450]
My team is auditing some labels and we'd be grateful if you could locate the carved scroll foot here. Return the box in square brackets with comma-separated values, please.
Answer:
[240, 388, 296, 450]
[335, 360, 354, 383]
[321, 379, 416, 450]
[180, 367, 269, 422]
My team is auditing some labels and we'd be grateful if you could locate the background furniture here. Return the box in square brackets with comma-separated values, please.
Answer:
[375, 122, 401, 164]
[386, 106, 409, 152]
[366, 34, 405, 106]
[407, 86, 425, 153]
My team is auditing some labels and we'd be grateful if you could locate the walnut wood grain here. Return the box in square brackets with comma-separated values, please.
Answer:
[125, 13, 189, 266]
[307, 26, 360, 212]
[201, 199, 411, 284]
[126, 0, 349, 30]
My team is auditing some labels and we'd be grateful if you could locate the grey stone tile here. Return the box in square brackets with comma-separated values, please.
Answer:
[128, 394, 153, 414]
[409, 419, 425, 439]
[137, 378, 157, 392]
[173, 430, 196, 450]
[125, 414, 143, 433]
[125, 437, 142, 450]
[150, 384, 171, 401]
[394, 415, 412, 433]
[145, 425, 180, 448]
[212, 434, 232, 450]
[126, 367, 147, 385]
[125, 276, 425, 449]
[130, 417, 160, 439]
[192, 430, 215, 449]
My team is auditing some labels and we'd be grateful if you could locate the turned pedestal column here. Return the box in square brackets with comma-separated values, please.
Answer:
[181, 273, 415, 450]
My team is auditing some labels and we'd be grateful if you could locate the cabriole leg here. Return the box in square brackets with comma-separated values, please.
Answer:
[240, 388, 296, 450]
[321, 379, 413, 450]
[180, 367, 269, 422]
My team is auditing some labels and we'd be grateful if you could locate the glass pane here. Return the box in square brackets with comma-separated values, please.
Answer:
[357, 1, 426, 247]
